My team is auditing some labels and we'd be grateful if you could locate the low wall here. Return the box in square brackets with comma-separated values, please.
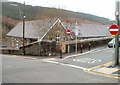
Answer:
[1, 38, 112, 56]
[65, 38, 112, 53]
[1, 42, 40, 55]
[1, 41, 57, 56]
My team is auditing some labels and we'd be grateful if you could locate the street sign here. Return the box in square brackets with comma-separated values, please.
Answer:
[109, 25, 119, 36]
[67, 30, 71, 36]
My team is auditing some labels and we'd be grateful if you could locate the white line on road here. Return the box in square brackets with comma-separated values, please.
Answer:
[46, 61, 88, 70]
[19, 57, 37, 60]
[46, 61, 59, 64]
[73, 58, 102, 64]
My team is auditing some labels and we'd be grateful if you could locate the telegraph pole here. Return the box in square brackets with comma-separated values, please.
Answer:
[23, 1, 26, 55]
[114, 0, 119, 66]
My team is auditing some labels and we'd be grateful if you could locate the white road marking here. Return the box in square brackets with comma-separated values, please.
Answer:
[20, 57, 37, 60]
[73, 58, 102, 64]
[46, 61, 88, 70]
[7, 66, 13, 68]
[46, 61, 59, 64]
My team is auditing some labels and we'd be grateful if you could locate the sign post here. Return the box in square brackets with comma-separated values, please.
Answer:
[109, 24, 119, 66]
[67, 30, 71, 53]
[114, 0, 119, 66]
[75, 30, 78, 54]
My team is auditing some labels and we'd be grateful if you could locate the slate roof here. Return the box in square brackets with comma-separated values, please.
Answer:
[7, 18, 111, 39]
[7, 18, 58, 39]
[64, 23, 111, 38]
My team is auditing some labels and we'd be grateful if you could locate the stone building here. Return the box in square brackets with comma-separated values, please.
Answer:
[7, 19, 67, 46]
[7, 18, 67, 55]
[6, 18, 111, 56]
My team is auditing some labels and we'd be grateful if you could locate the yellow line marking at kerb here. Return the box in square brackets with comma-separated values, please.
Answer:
[2, 55, 41, 61]
[84, 69, 120, 79]
[2, 55, 16, 58]
[84, 62, 120, 79]
[88, 62, 112, 70]
[2, 55, 64, 61]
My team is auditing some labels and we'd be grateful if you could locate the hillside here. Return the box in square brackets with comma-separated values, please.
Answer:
[2, 1, 112, 25]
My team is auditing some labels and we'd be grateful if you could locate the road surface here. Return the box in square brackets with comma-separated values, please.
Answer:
[1, 47, 119, 83]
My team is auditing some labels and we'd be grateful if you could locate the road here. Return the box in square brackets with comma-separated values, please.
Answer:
[1, 47, 119, 83]
[56, 48, 115, 68]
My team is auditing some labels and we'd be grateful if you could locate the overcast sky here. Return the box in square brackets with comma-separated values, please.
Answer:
[8, 0, 116, 20]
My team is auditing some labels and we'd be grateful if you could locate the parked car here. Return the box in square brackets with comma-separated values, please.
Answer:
[108, 38, 120, 48]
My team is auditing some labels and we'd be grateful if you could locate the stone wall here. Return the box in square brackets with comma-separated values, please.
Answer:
[2, 38, 112, 56]
[2, 41, 57, 56]
[65, 38, 111, 53]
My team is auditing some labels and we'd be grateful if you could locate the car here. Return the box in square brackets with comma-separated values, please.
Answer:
[108, 38, 120, 48]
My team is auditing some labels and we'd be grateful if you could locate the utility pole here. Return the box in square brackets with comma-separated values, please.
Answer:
[114, 0, 119, 66]
[23, 1, 26, 55]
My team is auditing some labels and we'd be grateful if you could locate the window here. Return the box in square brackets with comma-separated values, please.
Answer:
[56, 34, 60, 44]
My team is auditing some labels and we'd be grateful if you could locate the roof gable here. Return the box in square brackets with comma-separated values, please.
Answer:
[7, 18, 58, 39]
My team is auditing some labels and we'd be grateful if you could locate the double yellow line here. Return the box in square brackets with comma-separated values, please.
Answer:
[84, 62, 120, 79]
[1, 55, 64, 61]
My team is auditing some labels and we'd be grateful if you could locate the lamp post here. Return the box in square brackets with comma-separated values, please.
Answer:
[75, 21, 78, 54]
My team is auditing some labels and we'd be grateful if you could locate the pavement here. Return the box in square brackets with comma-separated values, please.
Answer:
[93, 65, 119, 77]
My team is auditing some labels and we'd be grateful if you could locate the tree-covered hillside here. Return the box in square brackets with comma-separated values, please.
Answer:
[2, 1, 112, 25]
